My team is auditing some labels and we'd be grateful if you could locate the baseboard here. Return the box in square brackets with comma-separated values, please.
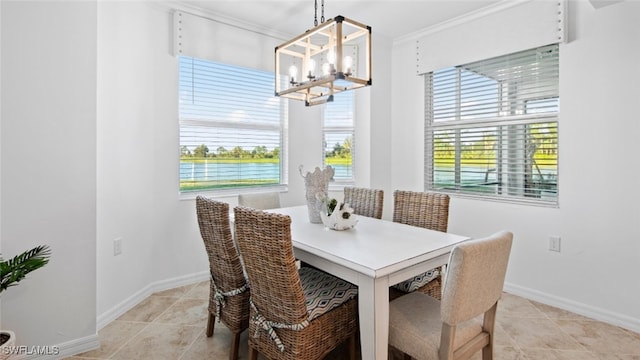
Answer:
[504, 282, 640, 334]
[14, 334, 99, 360]
[96, 270, 209, 330]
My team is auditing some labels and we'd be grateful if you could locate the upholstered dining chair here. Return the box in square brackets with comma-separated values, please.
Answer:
[391, 190, 451, 300]
[389, 231, 513, 360]
[233, 206, 359, 360]
[195, 196, 250, 360]
[343, 186, 384, 219]
[238, 191, 281, 210]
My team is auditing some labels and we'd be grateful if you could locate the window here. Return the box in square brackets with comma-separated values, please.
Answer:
[179, 56, 287, 193]
[323, 91, 355, 183]
[425, 44, 559, 205]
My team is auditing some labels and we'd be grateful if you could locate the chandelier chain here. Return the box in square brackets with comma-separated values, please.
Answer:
[313, 0, 325, 27]
[314, 0, 318, 26]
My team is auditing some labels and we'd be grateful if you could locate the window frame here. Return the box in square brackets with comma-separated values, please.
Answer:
[424, 45, 559, 206]
[178, 55, 288, 198]
[323, 91, 356, 188]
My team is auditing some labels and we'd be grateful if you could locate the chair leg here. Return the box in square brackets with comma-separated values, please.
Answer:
[229, 332, 241, 360]
[348, 334, 356, 360]
[482, 303, 498, 360]
[249, 347, 259, 360]
[206, 312, 215, 337]
[482, 344, 493, 360]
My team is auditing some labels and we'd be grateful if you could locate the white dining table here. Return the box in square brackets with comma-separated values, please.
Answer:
[269, 205, 470, 360]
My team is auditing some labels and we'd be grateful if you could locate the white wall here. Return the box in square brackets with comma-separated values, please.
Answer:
[390, 0, 640, 331]
[96, 1, 188, 323]
[0, 0, 98, 354]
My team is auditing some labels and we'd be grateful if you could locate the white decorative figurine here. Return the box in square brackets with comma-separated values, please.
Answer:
[319, 197, 358, 231]
[299, 165, 335, 223]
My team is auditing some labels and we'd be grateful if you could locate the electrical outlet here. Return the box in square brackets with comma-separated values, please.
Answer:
[549, 236, 561, 252]
[113, 237, 123, 256]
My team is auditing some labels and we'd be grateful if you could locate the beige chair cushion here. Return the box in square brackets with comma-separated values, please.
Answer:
[389, 292, 482, 360]
[238, 192, 281, 210]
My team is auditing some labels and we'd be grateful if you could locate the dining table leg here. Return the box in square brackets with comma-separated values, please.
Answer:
[357, 274, 390, 360]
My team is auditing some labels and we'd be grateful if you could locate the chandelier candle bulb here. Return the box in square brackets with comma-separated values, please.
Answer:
[289, 65, 297, 84]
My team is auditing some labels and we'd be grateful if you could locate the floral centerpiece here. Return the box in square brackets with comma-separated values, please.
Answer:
[318, 196, 358, 231]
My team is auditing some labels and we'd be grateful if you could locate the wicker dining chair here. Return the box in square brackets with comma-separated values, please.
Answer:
[195, 196, 250, 360]
[343, 186, 384, 219]
[389, 231, 513, 360]
[390, 190, 451, 301]
[233, 206, 359, 360]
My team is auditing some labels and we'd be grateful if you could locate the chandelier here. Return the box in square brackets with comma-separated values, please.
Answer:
[275, 0, 372, 106]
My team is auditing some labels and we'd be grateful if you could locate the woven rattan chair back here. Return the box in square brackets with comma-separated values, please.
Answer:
[393, 190, 450, 232]
[234, 206, 358, 360]
[343, 187, 384, 219]
[234, 206, 308, 325]
[195, 196, 250, 360]
[390, 190, 451, 301]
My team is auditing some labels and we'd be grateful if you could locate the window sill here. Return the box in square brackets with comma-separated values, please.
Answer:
[442, 191, 559, 208]
[179, 184, 288, 201]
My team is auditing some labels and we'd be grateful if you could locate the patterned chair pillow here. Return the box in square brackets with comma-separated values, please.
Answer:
[299, 267, 358, 321]
[392, 268, 440, 293]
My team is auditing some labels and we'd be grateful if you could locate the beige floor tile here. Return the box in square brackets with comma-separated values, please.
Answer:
[183, 281, 209, 300]
[498, 293, 546, 318]
[593, 354, 640, 360]
[554, 319, 640, 356]
[530, 301, 593, 321]
[154, 283, 196, 298]
[520, 348, 599, 359]
[468, 346, 528, 360]
[180, 326, 250, 360]
[493, 320, 520, 348]
[497, 316, 584, 351]
[116, 295, 180, 323]
[62, 288, 640, 360]
[109, 323, 201, 360]
[495, 346, 529, 360]
[75, 320, 147, 358]
[153, 298, 208, 327]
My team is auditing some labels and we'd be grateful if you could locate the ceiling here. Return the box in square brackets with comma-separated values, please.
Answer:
[180, 0, 502, 39]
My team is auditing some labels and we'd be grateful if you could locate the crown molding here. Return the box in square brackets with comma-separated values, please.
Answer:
[393, 0, 532, 46]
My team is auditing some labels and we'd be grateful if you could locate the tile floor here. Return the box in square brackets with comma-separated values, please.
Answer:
[68, 281, 640, 360]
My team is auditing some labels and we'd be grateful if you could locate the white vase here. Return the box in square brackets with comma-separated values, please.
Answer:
[300, 165, 334, 224]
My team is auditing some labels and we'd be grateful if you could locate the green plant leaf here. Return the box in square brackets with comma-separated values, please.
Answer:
[0, 245, 51, 294]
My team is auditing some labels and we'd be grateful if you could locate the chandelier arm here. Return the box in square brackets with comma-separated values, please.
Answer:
[321, 0, 325, 23]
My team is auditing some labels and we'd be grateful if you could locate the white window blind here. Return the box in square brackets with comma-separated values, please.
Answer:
[425, 44, 559, 205]
[323, 91, 355, 182]
[179, 56, 287, 192]
[173, 11, 279, 72]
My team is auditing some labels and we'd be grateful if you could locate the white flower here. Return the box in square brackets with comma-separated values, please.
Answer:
[320, 200, 358, 231]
